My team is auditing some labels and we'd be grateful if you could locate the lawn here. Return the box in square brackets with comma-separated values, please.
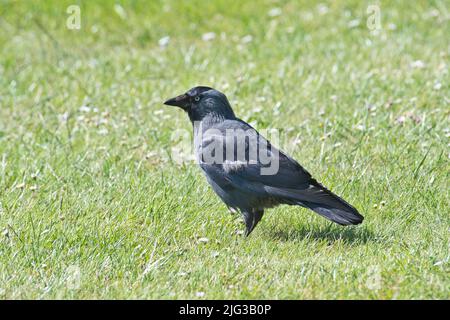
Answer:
[0, 0, 448, 299]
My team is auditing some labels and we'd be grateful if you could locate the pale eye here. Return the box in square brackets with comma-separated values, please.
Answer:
[194, 96, 201, 102]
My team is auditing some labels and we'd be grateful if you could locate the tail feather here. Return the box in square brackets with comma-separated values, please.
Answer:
[265, 180, 364, 225]
[303, 179, 363, 225]
[301, 201, 363, 225]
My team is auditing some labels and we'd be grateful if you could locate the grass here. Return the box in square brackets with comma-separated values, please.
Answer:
[0, 0, 449, 299]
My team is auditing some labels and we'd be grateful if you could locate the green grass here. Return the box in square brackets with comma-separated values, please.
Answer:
[0, 0, 449, 299]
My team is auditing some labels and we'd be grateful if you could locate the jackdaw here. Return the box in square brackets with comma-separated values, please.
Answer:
[164, 86, 363, 236]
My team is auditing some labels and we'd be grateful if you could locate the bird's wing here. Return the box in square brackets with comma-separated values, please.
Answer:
[210, 119, 314, 188]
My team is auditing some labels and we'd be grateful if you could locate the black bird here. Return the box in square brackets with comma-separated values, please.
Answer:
[164, 86, 363, 236]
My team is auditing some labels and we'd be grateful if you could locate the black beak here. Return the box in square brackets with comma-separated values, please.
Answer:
[164, 93, 190, 109]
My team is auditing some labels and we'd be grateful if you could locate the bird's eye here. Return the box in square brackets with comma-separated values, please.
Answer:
[194, 96, 201, 102]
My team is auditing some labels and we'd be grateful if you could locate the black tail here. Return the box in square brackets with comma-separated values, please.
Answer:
[299, 180, 363, 225]
[267, 180, 363, 225]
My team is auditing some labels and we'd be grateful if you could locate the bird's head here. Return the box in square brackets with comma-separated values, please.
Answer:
[164, 86, 236, 122]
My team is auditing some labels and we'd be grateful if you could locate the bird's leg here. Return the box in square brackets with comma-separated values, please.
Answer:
[242, 209, 264, 237]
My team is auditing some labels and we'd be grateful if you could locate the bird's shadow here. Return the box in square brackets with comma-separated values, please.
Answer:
[266, 224, 380, 245]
